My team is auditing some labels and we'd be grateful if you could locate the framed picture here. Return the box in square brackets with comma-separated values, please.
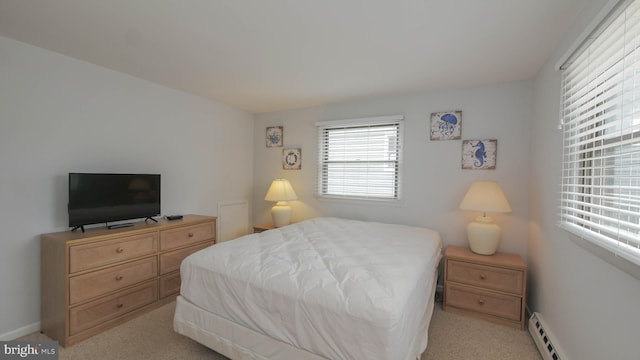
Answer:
[430, 111, 462, 140]
[283, 147, 301, 170]
[266, 126, 283, 147]
[462, 139, 497, 170]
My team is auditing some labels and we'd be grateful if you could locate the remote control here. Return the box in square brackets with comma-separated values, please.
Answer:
[166, 215, 183, 220]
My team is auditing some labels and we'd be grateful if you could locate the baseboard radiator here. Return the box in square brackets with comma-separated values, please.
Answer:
[528, 312, 564, 360]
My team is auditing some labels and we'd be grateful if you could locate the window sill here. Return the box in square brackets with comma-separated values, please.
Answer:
[315, 194, 404, 207]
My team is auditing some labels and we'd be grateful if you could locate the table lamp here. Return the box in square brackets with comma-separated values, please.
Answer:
[264, 179, 298, 227]
[459, 181, 512, 255]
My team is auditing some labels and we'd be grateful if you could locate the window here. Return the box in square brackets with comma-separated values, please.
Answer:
[316, 115, 403, 201]
[559, 0, 640, 267]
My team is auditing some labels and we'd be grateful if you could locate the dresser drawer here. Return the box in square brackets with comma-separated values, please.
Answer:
[446, 259, 524, 295]
[69, 232, 158, 273]
[160, 241, 213, 275]
[160, 222, 215, 251]
[69, 257, 157, 305]
[159, 272, 182, 299]
[69, 280, 158, 336]
[445, 283, 522, 321]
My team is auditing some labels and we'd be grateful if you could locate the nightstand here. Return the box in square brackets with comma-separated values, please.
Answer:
[443, 246, 527, 329]
[253, 223, 275, 233]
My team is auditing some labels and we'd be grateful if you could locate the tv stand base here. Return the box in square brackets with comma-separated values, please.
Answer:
[70, 226, 85, 233]
[107, 222, 134, 230]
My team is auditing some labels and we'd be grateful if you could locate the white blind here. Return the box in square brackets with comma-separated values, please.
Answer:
[559, 0, 640, 266]
[316, 115, 403, 201]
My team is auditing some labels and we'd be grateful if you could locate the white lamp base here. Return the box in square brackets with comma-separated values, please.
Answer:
[271, 201, 292, 228]
[467, 216, 501, 255]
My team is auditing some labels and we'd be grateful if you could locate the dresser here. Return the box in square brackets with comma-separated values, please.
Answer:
[443, 246, 527, 329]
[41, 214, 216, 346]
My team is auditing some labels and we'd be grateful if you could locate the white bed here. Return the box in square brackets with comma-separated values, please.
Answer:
[174, 217, 442, 360]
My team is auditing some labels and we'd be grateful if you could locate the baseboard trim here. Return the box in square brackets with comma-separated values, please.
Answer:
[0, 321, 41, 341]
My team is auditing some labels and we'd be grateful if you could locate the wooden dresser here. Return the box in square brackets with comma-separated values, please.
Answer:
[41, 214, 216, 347]
[443, 246, 527, 329]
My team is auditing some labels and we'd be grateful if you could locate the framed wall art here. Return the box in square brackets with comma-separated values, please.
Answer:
[462, 139, 497, 170]
[266, 126, 283, 147]
[430, 111, 462, 140]
[282, 147, 302, 170]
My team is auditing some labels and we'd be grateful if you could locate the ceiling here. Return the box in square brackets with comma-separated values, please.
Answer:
[0, 0, 587, 113]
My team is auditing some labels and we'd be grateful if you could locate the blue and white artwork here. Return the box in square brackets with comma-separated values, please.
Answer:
[462, 139, 497, 170]
[266, 126, 283, 147]
[430, 111, 462, 140]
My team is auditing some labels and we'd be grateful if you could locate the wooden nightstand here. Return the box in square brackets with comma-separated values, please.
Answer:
[253, 223, 275, 233]
[443, 246, 527, 329]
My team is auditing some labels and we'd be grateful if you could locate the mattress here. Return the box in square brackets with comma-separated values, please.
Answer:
[177, 217, 442, 360]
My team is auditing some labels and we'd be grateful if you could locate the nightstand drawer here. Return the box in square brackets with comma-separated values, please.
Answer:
[160, 222, 215, 251]
[447, 259, 524, 295]
[69, 257, 157, 305]
[445, 283, 522, 321]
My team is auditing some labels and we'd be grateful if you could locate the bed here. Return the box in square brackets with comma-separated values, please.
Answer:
[174, 217, 442, 360]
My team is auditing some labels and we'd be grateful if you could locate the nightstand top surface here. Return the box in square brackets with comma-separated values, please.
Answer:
[445, 246, 526, 270]
[253, 223, 275, 232]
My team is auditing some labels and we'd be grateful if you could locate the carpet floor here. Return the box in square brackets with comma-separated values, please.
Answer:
[19, 301, 541, 359]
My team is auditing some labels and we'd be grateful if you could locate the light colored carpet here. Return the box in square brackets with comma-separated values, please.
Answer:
[424, 304, 541, 360]
[19, 301, 541, 359]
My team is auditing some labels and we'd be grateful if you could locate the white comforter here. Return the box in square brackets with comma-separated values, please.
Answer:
[179, 217, 442, 360]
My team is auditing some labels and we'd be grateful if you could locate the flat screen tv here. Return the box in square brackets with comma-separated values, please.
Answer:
[68, 173, 161, 229]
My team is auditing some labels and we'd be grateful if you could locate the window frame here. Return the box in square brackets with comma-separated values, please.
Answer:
[315, 115, 404, 202]
[558, 0, 640, 277]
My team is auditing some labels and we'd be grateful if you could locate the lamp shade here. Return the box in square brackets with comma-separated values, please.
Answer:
[459, 181, 511, 214]
[264, 179, 298, 202]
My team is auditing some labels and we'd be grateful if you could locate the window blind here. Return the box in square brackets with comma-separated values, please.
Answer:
[316, 115, 403, 201]
[559, 0, 640, 266]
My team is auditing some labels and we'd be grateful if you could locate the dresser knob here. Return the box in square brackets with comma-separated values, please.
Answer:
[116, 303, 124, 309]
[188, 233, 194, 238]
[115, 275, 123, 281]
[479, 274, 486, 280]
[478, 299, 485, 305]
[115, 247, 124, 253]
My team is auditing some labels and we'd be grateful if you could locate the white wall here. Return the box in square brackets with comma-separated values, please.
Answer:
[529, 1, 640, 359]
[0, 36, 254, 338]
[253, 81, 532, 258]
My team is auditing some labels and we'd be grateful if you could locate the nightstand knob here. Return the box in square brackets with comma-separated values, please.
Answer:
[115, 247, 124, 253]
[478, 299, 485, 305]
[479, 274, 486, 280]
[188, 233, 194, 238]
[115, 275, 123, 281]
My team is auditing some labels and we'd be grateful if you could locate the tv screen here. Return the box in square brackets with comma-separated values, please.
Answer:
[68, 173, 161, 228]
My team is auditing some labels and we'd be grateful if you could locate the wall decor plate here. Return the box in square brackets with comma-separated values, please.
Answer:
[283, 147, 301, 170]
[430, 111, 462, 140]
[266, 126, 283, 147]
[462, 139, 497, 169]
